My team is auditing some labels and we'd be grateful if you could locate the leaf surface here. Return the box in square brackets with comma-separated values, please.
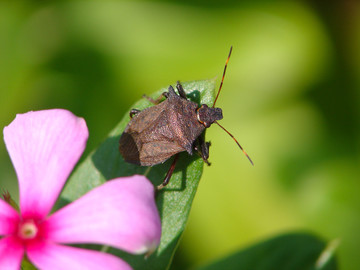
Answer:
[61, 79, 217, 270]
[196, 232, 338, 270]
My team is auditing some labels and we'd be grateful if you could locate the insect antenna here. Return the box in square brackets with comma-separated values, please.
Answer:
[213, 46, 233, 108]
[215, 120, 254, 165]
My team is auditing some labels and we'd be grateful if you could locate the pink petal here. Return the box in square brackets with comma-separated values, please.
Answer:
[44, 175, 161, 254]
[27, 241, 132, 270]
[3, 109, 88, 219]
[0, 236, 24, 270]
[0, 199, 19, 235]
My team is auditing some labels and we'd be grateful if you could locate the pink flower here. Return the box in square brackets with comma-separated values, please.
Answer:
[0, 109, 161, 270]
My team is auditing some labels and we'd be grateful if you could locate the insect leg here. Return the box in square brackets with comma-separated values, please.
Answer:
[129, 109, 141, 118]
[143, 92, 168, 105]
[194, 135, 211, 166]
[157, 154, 180, 190]
[176, 81, 187, 99]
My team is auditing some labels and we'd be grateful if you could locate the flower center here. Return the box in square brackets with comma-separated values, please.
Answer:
[18, 220, 39, 240]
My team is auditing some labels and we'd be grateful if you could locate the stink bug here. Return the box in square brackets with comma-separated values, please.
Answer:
[119, 47, 253, 189]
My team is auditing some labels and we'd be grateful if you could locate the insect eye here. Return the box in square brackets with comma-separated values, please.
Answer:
[196, 107, 212, 128]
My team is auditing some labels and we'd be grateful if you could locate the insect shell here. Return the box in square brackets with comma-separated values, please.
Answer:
[119, 82, 222, 167]
[119, 47, 252, 189]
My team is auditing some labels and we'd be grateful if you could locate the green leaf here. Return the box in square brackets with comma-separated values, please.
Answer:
[21, 259, 37, 270]
[61, 79, 217, 270]
[196, 232, 338, 270]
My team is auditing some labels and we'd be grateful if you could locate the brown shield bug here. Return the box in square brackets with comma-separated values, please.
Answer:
[119, 47, 253, 189]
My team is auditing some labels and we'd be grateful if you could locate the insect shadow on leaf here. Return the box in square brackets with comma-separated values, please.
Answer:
[119, 46, 253, 190]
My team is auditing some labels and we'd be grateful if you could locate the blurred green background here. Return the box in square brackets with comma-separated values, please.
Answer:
[0, 1, 359, 269]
